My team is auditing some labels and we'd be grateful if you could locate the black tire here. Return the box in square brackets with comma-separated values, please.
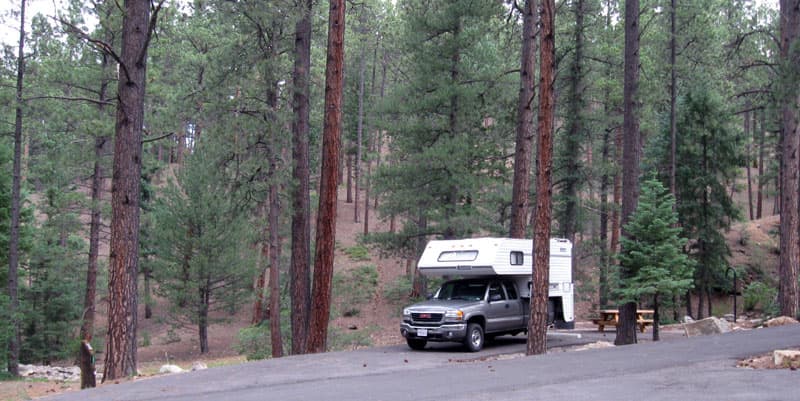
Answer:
[406, 338, 427, 350]
[464, 323, 484, 352]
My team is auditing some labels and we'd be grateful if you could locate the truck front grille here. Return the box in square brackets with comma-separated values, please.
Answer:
[411, 312, 443, 323]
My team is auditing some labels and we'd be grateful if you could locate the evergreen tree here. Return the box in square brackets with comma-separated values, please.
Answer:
[617, 177, 694, 341]
[675, 86, 741, 319]
[151, 144, 257, 354]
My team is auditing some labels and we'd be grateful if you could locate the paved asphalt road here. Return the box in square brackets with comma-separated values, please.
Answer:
[44, 325, 800, 401]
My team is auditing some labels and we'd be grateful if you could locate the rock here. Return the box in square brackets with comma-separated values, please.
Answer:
[14, 365, 81, 381]
[191, 362, 208, 371]
[749, 318, 764, 327]
[764, 316, 799, 327]
[348, 325, 358, 330]
[723, 314, 735, 322]
[683, 317, 732, 337]
[773, 350, 800, 367]
[575, 341, 615, 351]
[683, 316, 694, 323]
[159, 364, 184, 374]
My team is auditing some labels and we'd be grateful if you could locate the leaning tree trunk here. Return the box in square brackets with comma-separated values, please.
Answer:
[290, 0, 313, 356]
[509, 0, 537, 239]
[307, 0, 345, 354]
[615, 0, 641, 346]
[7, 0, 27, 377]
[527, 0, 555, 356]
[104, 0, 154, 381]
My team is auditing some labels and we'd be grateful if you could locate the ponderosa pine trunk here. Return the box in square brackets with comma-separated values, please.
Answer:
[509, 0, 537, 239]
[268, 169, 284, 358]
[307, 0, 345, 354]
[290, 0, 312, 355]
[104, 0, 155, 381]
[527, 0, 555, 356]
[7, 0, 27, 377]
[615, 0, 641, 346]
[778, 0, 799, 318]
[757, 109, 765, 219]
[745, 106, 754, 220]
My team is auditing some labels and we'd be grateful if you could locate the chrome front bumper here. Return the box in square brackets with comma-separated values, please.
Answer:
[400, 322, 467, 342]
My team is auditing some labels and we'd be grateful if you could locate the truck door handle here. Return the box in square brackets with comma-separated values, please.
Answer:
[505, 304, 510, 309]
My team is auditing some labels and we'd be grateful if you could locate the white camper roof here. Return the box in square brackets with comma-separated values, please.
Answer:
[417, 237, 572, 277]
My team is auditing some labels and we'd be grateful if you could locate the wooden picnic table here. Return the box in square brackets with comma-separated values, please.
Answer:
[592, 309, 654, 333]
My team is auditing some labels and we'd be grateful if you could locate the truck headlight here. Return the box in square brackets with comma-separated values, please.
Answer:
[444, 310, 463, 320]
[403, 308, 411, 316]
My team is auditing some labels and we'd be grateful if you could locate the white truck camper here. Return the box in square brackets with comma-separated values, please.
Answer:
[416, 237, 575, 329]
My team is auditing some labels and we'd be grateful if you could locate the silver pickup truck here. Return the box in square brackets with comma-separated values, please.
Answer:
[400, 277, 529, 352]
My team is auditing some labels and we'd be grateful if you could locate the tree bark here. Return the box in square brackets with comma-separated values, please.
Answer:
[268, 171, 284, 358]
[615, 0, 641, 346]
[7, 0, 27, 377]
[745, 106, 754, 220]
[290, 0, 313, 355]
[346, 153, 353, 202]
[778, 0, 800, 318]
[757, 109, 765, 219]
[81, 44, 112, 340]
[527, 0, 555, 356]
[560, 0, 585, 249]
[509, 0, 537, 239]
[104, 0, 154, 381]
[355, 50, 366, 223]
[199, 284, 209, 354]
[307, 0, 345, 354]
[653, 294, 660, 341]
[669, 0, 677, 202]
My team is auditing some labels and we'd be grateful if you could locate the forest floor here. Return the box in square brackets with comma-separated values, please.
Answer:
[0, 190, 789, 401]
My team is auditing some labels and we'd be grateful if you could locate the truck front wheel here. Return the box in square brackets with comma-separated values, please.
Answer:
[464, 323, 484, 352]
[407, 338, 427, 350]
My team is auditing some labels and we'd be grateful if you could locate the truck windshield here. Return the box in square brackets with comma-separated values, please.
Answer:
[435, 281, 487, 301]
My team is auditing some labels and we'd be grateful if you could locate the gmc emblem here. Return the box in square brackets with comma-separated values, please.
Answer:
[419, 313, 431, 319]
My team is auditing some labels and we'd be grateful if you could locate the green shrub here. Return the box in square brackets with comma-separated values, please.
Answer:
[326, 326, 375, 351]
[333, 265, 379, 316]
[344, 244, 371, 261]
[235, 325, 272, 361]
[743, 281, 778, 315]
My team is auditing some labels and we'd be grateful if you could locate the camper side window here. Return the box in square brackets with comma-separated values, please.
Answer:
[510, 251, 524, 265]
[438, 250, 478, 262]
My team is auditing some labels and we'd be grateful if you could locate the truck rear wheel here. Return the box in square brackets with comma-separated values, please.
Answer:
[406, 338, 427, 350]
[464, 323, 484, 352]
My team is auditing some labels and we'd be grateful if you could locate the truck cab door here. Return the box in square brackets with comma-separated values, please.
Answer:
[485, 282, 512, 332]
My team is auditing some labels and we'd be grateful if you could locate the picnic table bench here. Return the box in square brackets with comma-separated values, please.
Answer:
[592, 309, 654, 333]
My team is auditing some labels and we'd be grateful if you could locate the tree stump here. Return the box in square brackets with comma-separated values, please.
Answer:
[80, 340, 96, 389]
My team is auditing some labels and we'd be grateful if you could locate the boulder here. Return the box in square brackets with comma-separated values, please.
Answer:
[773, 350, 800, 367]
[683, 317, 732, 337]
[575, 341, 614, 351]
[764, 316, 799, 327]
[191, 362, 208, 371]
[159, 364, 184, 374]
